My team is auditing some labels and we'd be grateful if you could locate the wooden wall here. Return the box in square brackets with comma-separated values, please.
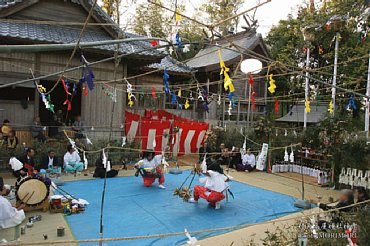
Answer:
[0, 100, 35, 127]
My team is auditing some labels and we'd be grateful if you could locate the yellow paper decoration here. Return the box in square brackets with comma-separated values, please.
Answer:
[185, 99, 190, 109]
[218, 50, 235, 93]
[128, 93, 134, 107]
[305, 100, 311, 113]
[328, 100, 333, 114]
[178, 88, 181, 98]
[175, 10, 181, 22]
[36, 84, 46, 93]
[268, 74, 276, 94]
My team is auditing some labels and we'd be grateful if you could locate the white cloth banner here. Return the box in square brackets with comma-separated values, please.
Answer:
[256, 143, 269, 171]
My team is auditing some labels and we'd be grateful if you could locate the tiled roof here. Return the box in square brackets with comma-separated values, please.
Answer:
[186, 32, 262, 69]
[0, 0, 164, 57]
[0, 0, 22, 10]
[147, 56, 193, 74]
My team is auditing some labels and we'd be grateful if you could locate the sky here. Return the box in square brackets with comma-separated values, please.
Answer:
[115, 0, 308, 36]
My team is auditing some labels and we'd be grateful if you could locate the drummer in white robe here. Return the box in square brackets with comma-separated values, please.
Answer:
[0, 177, 25, 229]
[63, 145, 84, 173]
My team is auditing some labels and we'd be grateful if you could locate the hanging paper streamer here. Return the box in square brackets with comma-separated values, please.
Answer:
[171, 91, 177, 105]
[163, 68, 170, 95]
[151, 40, 158, 47]
[61, 79, 72, 96]
[347, 95, 357, 111]
[175, 32, 182, 47]
[34, 80, 55, 113]
[80, 53, 95, 91]
[274, 98, 279, 113]
[61, 78, 72, 111]
[228, 92, 234, 101]
[249, 73, 254, 86]
[268, 74, 276, 94]
[251, 92, 256, 111]
[177, 88, 181, 98]
[284, 129, 288, 136]
[293, 130, 297, 137]
[185, 99, 190, 109]
[63, 99, 72, 111]
[85, 135, 93, 145]
[289, 147, 294, 163]
[175, 10, 182, 25]
[275, 129, 278, 136]
[126, 80, 136, 108]
[121, 136, 126, 147]
[102, 149, 107, 168]
[151, 87, 157, 99]
[83, 151, 88, 170]
[328, 100, 333, 114]
[189, 92, 194, 101]
[83, 83, 88, 96]
[284, 147, 289, 162]
[242, 137, 246, 151]
[217, 94, 221, 105]
[202, 102, 209, 113]
[227, 101, 232, 115]
[197, 87, 204, 101]
[162, 155, 169, 173]
[305, 100, 311, 113]
[218, 50, 235, 93]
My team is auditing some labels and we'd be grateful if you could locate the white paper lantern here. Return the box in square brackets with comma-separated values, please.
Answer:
[240, 59, 263, 74]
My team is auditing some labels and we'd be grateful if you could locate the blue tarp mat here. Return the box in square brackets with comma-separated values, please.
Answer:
[63, 171, 301, 245]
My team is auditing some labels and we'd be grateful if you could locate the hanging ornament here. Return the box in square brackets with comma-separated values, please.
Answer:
[151, 40, 158, 47]
[274, 98, 279, 113]
[251, 91, 256, 111]
[328, 100, 334, 114]
[268, 74, 276, 94]
[227, 101, 232, 116]
[249, 73, 254, 86]
[79, 53, 95, 91]
[305, 100, 311, 113]
[284, 147, 289, 162]
[319, 45, 324, 55]
[189, 92, 194, 101]
[218, 50, 235, 93]
[83, 151, 88, 170]
[82, 83, 88, 96]
[177, 88, 181, 98]
[151, 87, 157, 99]
[184, 99, 190, 109]
[347, 95, 357, 111]
[163, 68, 170, 95]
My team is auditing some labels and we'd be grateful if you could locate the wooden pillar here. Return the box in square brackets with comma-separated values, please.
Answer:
[237, 101, 240, 124]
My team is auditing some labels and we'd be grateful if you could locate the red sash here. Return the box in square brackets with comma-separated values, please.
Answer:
[24, 163, 35, 176]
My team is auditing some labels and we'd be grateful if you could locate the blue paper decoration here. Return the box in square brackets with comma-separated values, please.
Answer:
[347, 95, 357, 111]
[80, 53, 95, 91]
[175, 32, 182, 47]
[163, 68, 170, 95]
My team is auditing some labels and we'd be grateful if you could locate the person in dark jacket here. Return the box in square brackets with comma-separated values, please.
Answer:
[198, 142, 211, 163]
[14, 148, 36, 178]
[93, 152, 118, 178]
[229, 147, 242, 168]
[39, 150, 62, 174]
[206, 154, 224, 174]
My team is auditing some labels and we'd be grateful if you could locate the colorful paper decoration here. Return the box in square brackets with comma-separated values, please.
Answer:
[185, 99, 190, 109]
[177, 88, 181, 98]
[189, 92, 194, 101]
[274, 98, 279, 113]
[163, 68, 170, 95]
[151, 40, 158, 47]
[251, 92, 256, 111]
[41, 94, 55, 113]
[82, 83, 88, 96]
[227, 101, 232, 115]
[175, 32, 182, 47]
[217, 94, 221, 105]
[80, 53, 95, 91]
[61, 78, 72, 111]
[171, 91, 177, 105]
[328, 100, 333, 114]
[197, 87, 204, 101]
[151, 87, 157, 99]
[305, 100, 311, 113]
[218, 50, 235, 93]
[268, 74, 276, 94]
[347, 95, 357, 111]
[249, 74, 254, 86]
[175, 10, 181, 24]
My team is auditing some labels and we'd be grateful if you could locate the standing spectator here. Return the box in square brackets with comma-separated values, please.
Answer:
[1, 119, 12, 144]
[72, 115, 85, 139]
[236, 148, 256, 172]
[198, 141, 211, 163]
[30, 116, 46, 142]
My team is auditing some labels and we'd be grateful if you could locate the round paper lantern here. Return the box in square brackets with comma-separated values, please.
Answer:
[240, 59, 263, 74]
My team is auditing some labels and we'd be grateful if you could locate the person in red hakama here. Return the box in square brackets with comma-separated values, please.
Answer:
[135, 150, 165, 189]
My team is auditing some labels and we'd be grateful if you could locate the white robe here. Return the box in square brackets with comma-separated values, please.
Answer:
[138, 155, 162, 169]
[63, 151, 81, 165]
[199, 170, 229, 193]
[242, 153, 256, 167]
[0, 196, 25, 229]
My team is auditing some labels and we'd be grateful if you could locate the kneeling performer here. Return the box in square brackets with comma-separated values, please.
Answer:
[135, 150, 165, 189]
[189, 170, 230, 209]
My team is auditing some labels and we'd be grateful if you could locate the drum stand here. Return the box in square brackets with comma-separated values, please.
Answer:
[16, 200, 49, 212]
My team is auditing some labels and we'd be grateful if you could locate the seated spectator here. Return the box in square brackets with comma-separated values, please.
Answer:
[30, 116, 46, 142]
[229, 147, 242, 168]
[206, 154, 224, 174]
[39, 150, 62, 175]
[63, 145, 84, 173]
[218, 143, 229, 165]
[15, 148, 36, 177]
[72, 115, 85, 139]
[1, 119, 12, 144]
[0, 177, 26, 229]
[6, 130, 18, 151]
[236, 148, 256, 172]
[198, 141, 210, 163]
[93, 152, 118, 178]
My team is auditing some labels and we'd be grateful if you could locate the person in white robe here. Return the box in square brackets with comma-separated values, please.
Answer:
[236, 148, 256, 172]
[0, 177, 25, 229]
[63, 145, 84, 173]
